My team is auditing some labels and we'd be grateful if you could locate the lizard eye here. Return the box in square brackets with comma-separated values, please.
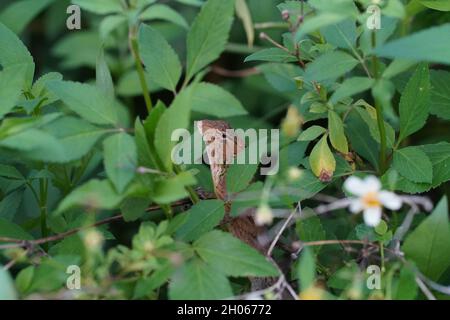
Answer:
[222, 133, 227, 139]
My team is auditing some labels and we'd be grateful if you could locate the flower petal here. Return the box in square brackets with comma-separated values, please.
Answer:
[363, 207, 382, 227]
[349, 199, 363, 213]
[343, 176, 366, 196]
[363, 176, 382, 193]
[379, 191, 402, 211]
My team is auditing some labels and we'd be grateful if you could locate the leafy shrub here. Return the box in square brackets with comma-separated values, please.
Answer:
[0, 0, 449, 300]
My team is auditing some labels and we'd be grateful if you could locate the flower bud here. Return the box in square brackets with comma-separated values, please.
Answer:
[255, 204, 273, 226]
[83, 229, 104, 251]
[288, 167, 303, 182]
[281, 106, 303, 137]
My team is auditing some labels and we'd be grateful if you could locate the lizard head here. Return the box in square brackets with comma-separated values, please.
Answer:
[196, 120, 244, 163]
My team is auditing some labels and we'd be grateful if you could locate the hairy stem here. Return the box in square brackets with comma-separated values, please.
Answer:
[380, 241, 385, 273]
[174, 164, 200, 204]
[130, 28, 152, 113]
[39, 178, 48, 251]
[371, 31, 387, 174]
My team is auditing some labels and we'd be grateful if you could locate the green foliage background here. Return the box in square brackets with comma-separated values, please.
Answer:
[0, 0, 449, 300]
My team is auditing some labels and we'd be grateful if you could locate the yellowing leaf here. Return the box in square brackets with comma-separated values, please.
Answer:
[309, 135, 336, 182]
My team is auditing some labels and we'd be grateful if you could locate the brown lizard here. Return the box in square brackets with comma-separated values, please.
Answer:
[197, 120, 275, 291]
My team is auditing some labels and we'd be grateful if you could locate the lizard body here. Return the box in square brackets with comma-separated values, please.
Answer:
[197, 120, 274, 290]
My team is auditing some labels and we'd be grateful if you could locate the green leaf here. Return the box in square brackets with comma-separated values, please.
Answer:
[429, 70, 450, 120]
[186, 0, 235, 81]
[421, 142, 450, 188]
[321, 19, 357, 51]
[420, 0, 450, 11]
[120, 197, 150, 222]
[235, 0, 254, 47]
[52, 31, 101, 69]
[393, 147, 433, 184]
[402, 197, 450, 281]
[245, 48, 297, 63]
[382, 168, 431, 194]
[382, 59, 416, 79]
[330, 77, 375, 104]
[28, 255, 80, 293]
[55, 180, 123, 215]
[287, 170, 328, 201]
[297, 247, 316, 290]
[0, 128, 66, 162]
[259, 63, 303, 92]
[356, 105, 396, 149]
[117, 69, 160, 96]
[398, 64, 430, 143]
[226, 163, 258, 194]
[169, 259, 233, 300]
[0, 65, 27, 119]
[42, 116, 108, 162]
[103, 132, 137, 193]
[295, 13, 347, 41]
[392, 267, 418, 300]
[0, 164, 25, 180]
[191, 82, 247, 117]
[99, 14, 127, 40]
[309, 134, 336, 181]
[139, 24, 182, 92]
[298, 125, 326, 141]
[194, 230, 279, 277]
[31, 72, 63, 104]
[304, 51, 358, 82]
[328, 110, 348, 154]
[345, 112, 379, 169]
[0, 268, 17, 300]
[360, 16, 397, 56]
[0, 22, 34, 86]
[135, 118, 155, 168]
[15, 266, 34, 295]
[140, 4, 189, 29]
[176, 200, 225, 241]
[154, 87, 192, 172]
[0, 0, 54, 34]
[47, 81, 119, 126]
[308, 0, 358, 15]
[96, 49, 114, 101]
[375, 24, 450, 65]
[0, 218, 33, 240]
[152, 172, 196, 204]
[296, 213, 326, 254]
[134, 262, 174, 299]
[72, 0, 123, 14]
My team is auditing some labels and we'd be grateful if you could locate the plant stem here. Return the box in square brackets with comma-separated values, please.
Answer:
[173, 164, 200, 204]
[130, 29, 152, 113]
[39, 178, 48, 251]
[371, 31, 387, 174]
[379, 241, 385, 273]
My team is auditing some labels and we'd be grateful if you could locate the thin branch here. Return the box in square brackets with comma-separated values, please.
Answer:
[415, 276, 437, 300]
[211, 66, 260, 78]
[0, 199, 195, 250]
[259, 32, 290, 53]
[314, 199, 352, 215]
[267, 202, 301, 257]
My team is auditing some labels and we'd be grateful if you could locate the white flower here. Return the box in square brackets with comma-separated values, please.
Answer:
[255, 204, 273, 226]
[344, 175, 402, 227]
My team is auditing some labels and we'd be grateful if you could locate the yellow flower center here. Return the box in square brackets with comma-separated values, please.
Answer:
[362, 192, 381, 208]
